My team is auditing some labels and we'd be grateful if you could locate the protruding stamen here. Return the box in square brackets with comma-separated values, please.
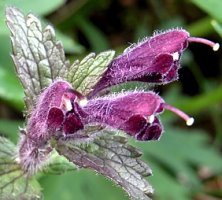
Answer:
[163, 103, 194, 126]
[188, 37, 220, 51]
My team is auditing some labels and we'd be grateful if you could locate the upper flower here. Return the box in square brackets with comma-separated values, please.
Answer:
[89, 29, 219, 97]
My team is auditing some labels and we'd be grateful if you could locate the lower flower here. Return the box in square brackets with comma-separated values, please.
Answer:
[82, 91, 194, 141]
[45, 82, 194, 141]
[18, 81, 194, 174]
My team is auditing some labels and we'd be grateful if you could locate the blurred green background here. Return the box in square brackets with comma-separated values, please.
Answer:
[1, 0, 222, 199]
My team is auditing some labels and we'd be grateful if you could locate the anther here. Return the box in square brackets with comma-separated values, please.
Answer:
[172, 52, 179, 61]
[147, 115, 155, 124]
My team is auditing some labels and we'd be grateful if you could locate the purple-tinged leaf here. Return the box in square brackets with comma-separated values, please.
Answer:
[56, 131, 153, 200]
[6, 7, 69, 112]
[42, 150, 76, 175]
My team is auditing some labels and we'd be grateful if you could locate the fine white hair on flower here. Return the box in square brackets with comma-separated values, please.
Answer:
[122, 28, 189, 56]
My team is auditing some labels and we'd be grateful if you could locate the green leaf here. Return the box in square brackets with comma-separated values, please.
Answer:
[68, 50, 115, 95]
[6, 7, 69, 112]
[148, 161, 189, 200]
[0, 136, 42, 200]
[56, 131, 153, 200]
[0, 0, 66, 36]
[191, 0, 222, 22]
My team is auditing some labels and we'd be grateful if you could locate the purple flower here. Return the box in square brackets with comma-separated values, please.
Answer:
[89, 29, 220, 97]
[18, 28, 219, 174]
[25, 80, 82, 141]
[82, 91, 194, 141]
[82, 92, 164, 141]
[33, 81, 193, 142]
[19, 80, 84, 173]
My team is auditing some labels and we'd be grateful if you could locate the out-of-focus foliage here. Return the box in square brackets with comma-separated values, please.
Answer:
[0, 0, 222, 200]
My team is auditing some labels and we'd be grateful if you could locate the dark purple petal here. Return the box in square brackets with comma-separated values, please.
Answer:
[135, 117, 162, 141]
[120, 115, 162, 141]
[121, 115, 147, 136]
[63, 113, 84, 134]
[89, 29, 189, 97]
[134, 54, 179, 83]
[47, 107, 64, 130]
[72, 102, 88, 119]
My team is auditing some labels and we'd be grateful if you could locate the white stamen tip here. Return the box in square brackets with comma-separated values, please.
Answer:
[186, 117, 194, 126]
[172, 52, 179, 61]
[65, 100, 73, 111]
[213, 43, 220, 51]
[148, 115, 155, 124]
[79, 98, 88, 107]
